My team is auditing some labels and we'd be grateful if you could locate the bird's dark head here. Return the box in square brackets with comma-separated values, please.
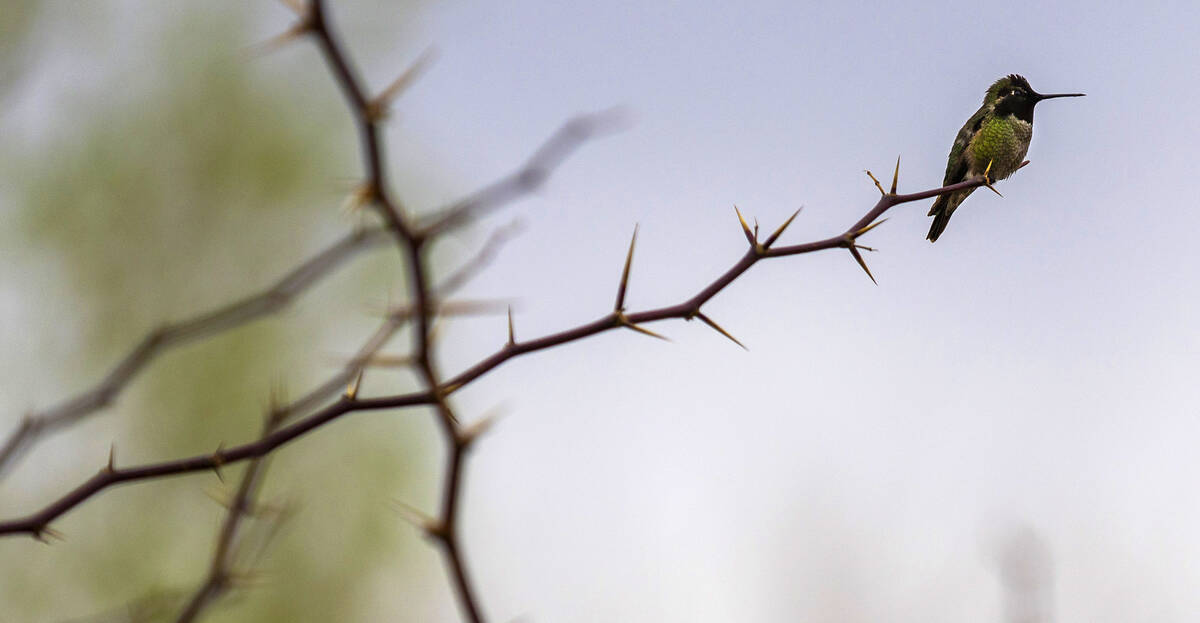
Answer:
[985, 74, 1085, 123]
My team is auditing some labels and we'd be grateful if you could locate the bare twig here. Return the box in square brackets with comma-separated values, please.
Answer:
[0, 227, 390, 480]
[4, 3, 1040, 622]
[0, 162, 1022, 542]
[175, 407, 288, 623]
[308, 2, 487, 619]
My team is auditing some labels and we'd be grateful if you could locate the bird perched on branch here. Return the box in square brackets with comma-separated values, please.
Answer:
[926, 74, 1084, 242]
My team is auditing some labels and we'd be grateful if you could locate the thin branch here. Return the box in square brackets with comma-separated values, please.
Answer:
[0, 227, 390, 480]
[6, 2, 1038, 621]
[175, 408, 287, 623]
[0, 164, 1024, 543]
[440, 166, 1026, 394]
[308, 3, 486, 620]
[308, 0, 408, 237]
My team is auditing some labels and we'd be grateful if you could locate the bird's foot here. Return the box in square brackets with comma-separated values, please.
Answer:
[982, 159, 1003, 197]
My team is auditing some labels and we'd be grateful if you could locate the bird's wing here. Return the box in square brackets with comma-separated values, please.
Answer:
[943, 103, 989, 185]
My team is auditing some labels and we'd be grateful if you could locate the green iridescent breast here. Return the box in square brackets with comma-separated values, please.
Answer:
[967, 115, 1032, 180]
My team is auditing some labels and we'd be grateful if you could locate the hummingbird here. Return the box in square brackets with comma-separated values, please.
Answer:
[926, 74, 1084, 242]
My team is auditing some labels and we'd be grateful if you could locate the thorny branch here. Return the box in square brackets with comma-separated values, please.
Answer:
[175, 404, 291, 623]
[0, 227, 391, 479]
[306, 0, 488, 619]
[1, 3, 1036, 623]
[0, 159, 1023, 545]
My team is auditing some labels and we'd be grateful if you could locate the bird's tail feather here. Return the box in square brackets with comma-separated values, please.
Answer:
[926, 189, 973, 243]
[926, 205, 952, 242]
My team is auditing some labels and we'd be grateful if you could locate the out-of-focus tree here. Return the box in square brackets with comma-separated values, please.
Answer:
[0, 4, 441, 621]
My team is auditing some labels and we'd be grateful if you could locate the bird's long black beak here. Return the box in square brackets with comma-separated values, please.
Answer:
[1034, 91, 1086, 101]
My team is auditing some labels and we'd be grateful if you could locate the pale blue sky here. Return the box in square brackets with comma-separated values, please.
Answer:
[398, 2, 1200, 621]
[4, 1, 1200, 621]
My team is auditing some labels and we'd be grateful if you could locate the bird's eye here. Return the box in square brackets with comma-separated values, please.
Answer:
[1009, 89, 1017, 96]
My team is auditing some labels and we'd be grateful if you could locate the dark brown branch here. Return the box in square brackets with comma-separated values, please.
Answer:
[0, 163, 1020, 542]
[175, 408, 287, 623]
[442, 164, 1027, 394]
[0, 391, 434, 541]
[7, 2, 1037, 619]
[0, 218, 517, 541]
[308, 0, 409, 238]
[308, 2, 486, 620]
[0, 227, 390, 480]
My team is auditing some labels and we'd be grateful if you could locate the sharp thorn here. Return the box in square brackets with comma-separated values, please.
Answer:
[245, 22, 311, 58]
[203, 486, 234, 509]
[211, 444, 227, 483]
[369, 48, 437, 120]
[733, 206, 755, 245]
[890, 155, 900, 194]
[506, 305, 515, 346]
[624, 321, 670, 342]
[460, 408, 504, 448]
[763, 207, 802, 248]
[428, 316, 446, 345]
[696, 312, 748, 350]
[266, 383, 288, 425]
[338, 182, 375, 215]
[344, 368, 364, 400]
[854, 217, 889, 237]
[614, 225, 638, 312]
[391, 500, 436, 533]
[865, 170, 886, 196]
[34, 526, 65, 543]
[848, 245, 878, 285]
[360, 354, 415, 368]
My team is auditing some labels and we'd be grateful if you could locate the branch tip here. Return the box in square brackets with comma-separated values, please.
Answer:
[865, 169, 886, 196]
[890, 155, 901, 194]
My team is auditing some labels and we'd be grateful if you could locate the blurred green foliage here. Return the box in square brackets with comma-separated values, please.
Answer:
[0, 4, 441, 621]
